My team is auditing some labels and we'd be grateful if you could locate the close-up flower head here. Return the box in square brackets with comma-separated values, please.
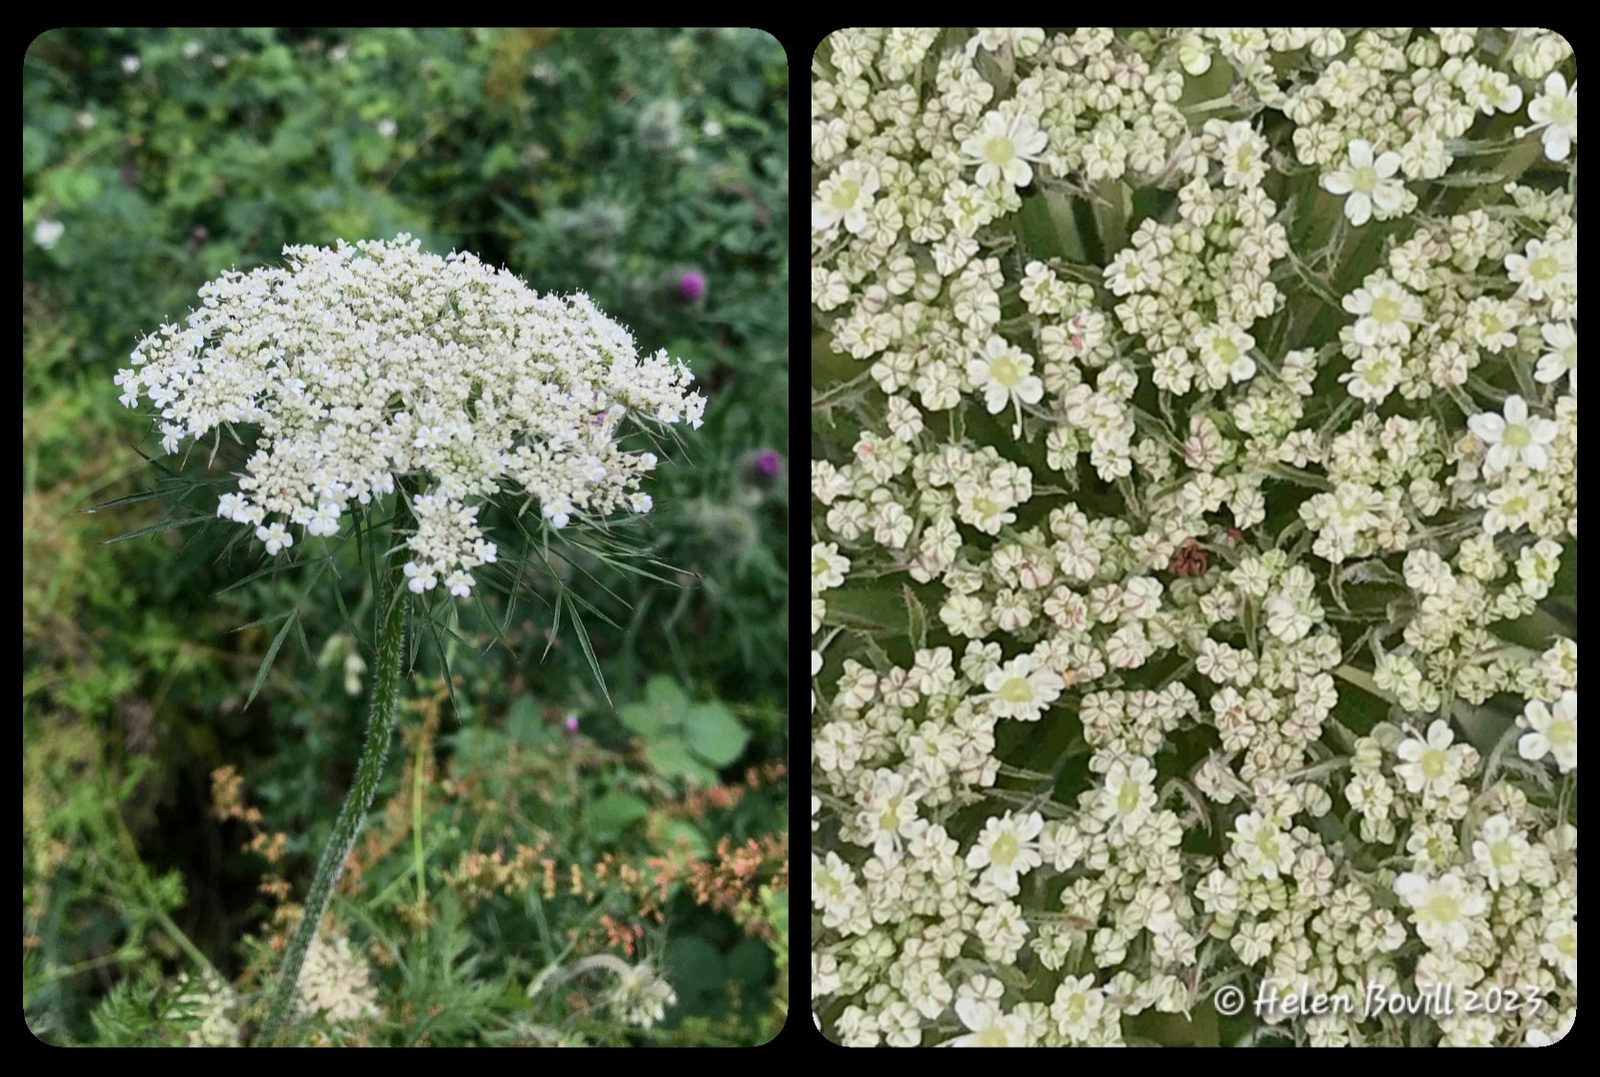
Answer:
[811, 26, 1575, 1049]
[118, 235, 704, 599]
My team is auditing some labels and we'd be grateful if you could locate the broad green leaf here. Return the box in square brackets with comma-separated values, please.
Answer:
[683, 702, 749, 767]
[643, 740, 717, 786]
[587, 792, 649, 840]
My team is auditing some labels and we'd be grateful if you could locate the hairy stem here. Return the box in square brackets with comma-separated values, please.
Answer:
[258, 566, 408, 1044]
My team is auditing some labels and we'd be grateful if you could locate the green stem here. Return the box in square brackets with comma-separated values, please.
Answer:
[257, 564, 408, 1045]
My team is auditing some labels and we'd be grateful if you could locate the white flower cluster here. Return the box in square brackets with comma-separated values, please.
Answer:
[296, 933, 381, 1024]
[812, 28, 1575, 1049]
[607, 962, 678, 1029]
[120, 236, 703, 597]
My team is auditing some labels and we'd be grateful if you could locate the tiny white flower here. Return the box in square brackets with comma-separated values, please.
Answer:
[983, 652, 1063, 722]
[1097, 758, 1158, 834]
[966, 336, 1044, 418]
[1177, 34, 1211, 76]
[966, 810, 1045, 895]
[1321, 140, 1405, 226]
[256, 523, 295, 556]
[33, 218, 64, 250]
[1518, 690, 1577, 773]
[404, 560, 438, 593]
[1230, 810, 1297, 881]
[1343, 278, 1422, 346]
[1534, 322, 1576, 392]
[1467, 395, 1559, 477]
[376, 118, 398, 139]
[1394, 871, 1486, 952]
[1521, 72, 1578, 161]
[949, 997, 1031, 1047]
[1394, 720, 1464, 796]
[960, 110, 1048, 190]
[121, 54, 141, 75]
[812, 160, 879, 235]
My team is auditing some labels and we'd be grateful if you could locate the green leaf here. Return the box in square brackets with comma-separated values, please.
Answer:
[683, 702, 748, 767]
[506, 696, 549, 746]
[644, 674, 688, 710]
[618, 701, 669, 736]
[643, 740, 717, 786]
[245, 612, 297, 708]
[587, 792, 649, 840]
[657, 817, 711, 857]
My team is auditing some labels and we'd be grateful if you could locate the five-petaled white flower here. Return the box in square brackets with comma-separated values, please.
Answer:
[1098, 758, 1158, 834]
[966, 810, 1045, 895]
[1535, 322, 1576, 392]
[1519, 690, 1576, 773]
[812, 160, 879, 235]
[967, 336, 1044, 421]
[1522, 72, 1578, 162]
[1394, 870, 1486, 952]
[1467, 395, 1559, 477]
[1394, 719, 1465, 796]
[1343, 278, 1423, 346]
[1321, 140, 1405, 226]
[983, 651, 1063, 721]
[1194, 323, 1257, 384]
[960, 110, 1048, 189]
[949, 997, 1032, 1047]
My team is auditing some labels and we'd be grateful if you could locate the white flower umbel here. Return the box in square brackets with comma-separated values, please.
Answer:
[119, 236, 702, 597]
[1321, 140, 1405, 226]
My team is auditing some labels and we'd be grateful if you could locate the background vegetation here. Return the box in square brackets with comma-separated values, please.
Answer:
[24, 27, 788, 1046]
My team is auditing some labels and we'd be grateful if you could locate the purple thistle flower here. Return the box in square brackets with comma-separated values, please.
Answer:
[676, 270, 707, 302]
[752, 449, 782, 478]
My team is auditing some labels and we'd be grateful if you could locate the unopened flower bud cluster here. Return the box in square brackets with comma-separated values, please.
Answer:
[811, 28, 1575, 1048]
[120, 236, 704, 597]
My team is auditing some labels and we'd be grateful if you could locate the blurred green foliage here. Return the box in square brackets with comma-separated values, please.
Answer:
[23, 27, 787, 1046]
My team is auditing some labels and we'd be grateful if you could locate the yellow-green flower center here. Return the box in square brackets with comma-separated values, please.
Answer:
[1548, 719, 1575, 747]
[1117, 779, 1141, 814]
[984, 137, 1016, 166]
[1215, 337, 1239, 364]
[1371, 296, 1401, 324]
[1530, 254, 1560, 282]
[990, 831, 1020, 867]
[1351, 166, 1378, 194]
[830, 180, 861, 211]
[1503, 423, 1532, 449]
[879, 797, 903, 833]
[1420, 748, 1448, 780]
[1425, 893, 1461, 923]
[999, 676, 1033, 704]
[977, 1026, 1011, 1047]
[989, 354, 1022, 387]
